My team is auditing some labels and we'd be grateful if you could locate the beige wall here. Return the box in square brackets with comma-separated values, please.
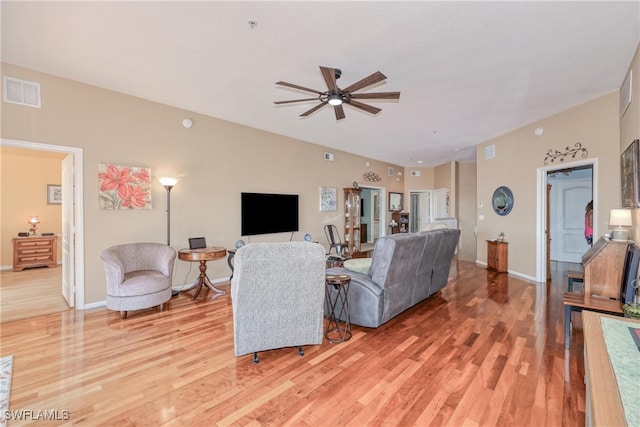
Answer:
[1, 147, 65, 264]
[477, 92, 621, 279]
[1, 63, 405, 304]
[456, 161, 477, 262]
[620, 43, 640, 151]
[620, 43, 640, 245]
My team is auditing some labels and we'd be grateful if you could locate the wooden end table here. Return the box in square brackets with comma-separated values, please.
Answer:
[178, 246, 227, 300]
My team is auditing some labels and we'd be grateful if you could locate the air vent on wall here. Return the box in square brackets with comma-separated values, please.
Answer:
[3, 76, 41, 108]
[485, 144, 495, 160]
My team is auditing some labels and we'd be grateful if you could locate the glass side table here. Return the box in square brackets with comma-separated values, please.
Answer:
[324, 274, 352, 343]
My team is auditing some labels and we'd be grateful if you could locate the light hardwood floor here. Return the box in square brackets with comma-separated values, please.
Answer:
[0, 266, 70, 323]
[0, 261, 585, 426]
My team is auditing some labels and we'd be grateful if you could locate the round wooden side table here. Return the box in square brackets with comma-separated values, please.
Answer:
[324, 274, 352, 343]
[178, 246, 227, 300]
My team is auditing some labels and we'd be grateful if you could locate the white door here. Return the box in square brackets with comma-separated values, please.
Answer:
[371, 191, 380, 241]
[550, 178, 591, 263]
[409, 191, 432, 232]
[62, 154, 75, 307]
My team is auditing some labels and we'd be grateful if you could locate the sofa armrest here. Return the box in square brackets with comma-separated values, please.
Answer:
[326, 267, 383, 297]
[100, 249, 125, 294]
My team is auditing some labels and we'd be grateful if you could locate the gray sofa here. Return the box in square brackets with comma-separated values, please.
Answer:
[327, 228, 460, 328]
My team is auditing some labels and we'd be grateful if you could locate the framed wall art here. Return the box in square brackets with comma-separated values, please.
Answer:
[98, 163, 152, 209]
[319, 186, 337, 212]
[389, 192, 403, 211]
[47, 184, 62, 204]
[621, 139, 640, 208]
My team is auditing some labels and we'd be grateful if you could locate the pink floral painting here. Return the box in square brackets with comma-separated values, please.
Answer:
[98, 164, 152, 209]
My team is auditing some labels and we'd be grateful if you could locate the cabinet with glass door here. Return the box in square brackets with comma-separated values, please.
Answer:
[344, 187, 362, 257]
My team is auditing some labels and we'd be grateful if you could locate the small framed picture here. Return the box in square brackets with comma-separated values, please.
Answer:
[47, 184, 62, 204]
[388, 167, 394, 176]
[319, 186, 337, 212]
[389, 192, 403, 211]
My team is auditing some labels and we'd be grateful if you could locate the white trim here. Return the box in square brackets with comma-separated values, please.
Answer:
[1, 138, 85, 309]
[475, 260, 535, 282]
[536, 158, 597, 282]
[84, 300, 106, 310]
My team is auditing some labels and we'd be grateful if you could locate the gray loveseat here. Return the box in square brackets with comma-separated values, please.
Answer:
[327, 228, 460, 328]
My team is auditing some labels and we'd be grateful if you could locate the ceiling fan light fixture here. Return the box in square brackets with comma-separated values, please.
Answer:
[327, 93, 343, 106]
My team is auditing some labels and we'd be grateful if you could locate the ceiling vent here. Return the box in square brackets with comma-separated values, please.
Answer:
[3, 76, 41, 108]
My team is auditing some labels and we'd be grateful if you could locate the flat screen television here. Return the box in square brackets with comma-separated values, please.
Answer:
[241, 192, 299, 236]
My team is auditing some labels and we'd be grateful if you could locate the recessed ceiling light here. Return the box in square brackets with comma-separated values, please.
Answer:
[417, 160, 423, 164]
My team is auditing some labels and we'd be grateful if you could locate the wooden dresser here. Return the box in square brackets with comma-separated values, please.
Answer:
[487, 240, 508, 273]
[12, 235, 58, 272]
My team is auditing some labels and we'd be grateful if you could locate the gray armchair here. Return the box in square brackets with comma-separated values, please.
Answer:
[101, 242, 176, 318]
[231, 242, 326, 363]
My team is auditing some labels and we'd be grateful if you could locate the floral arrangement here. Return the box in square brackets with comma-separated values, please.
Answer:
[98, 164, 151, 209]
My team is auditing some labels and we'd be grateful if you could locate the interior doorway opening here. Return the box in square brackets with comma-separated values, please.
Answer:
[536, 158, 597, 283]
[1, 138, 85, 309]
[359, 185, 386, 248]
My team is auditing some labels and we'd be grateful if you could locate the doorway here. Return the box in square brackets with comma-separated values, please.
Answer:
[409, 191, 432, 232]
[547, 166, 593, 263]
[1, 138, 85, 309]
[360, 185, 386, 246]
[536, 158, 597, 282]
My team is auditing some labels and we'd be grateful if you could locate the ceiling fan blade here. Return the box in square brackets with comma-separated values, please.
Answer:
[276, 81, 325, 95]
[350, 92, 400, 100]
[274, 98, 319, 104]
[334, 104, 346, 120]
[300, 103, 327, 117]
[320, 66, 339, 93]
[346, 99, 381, 115]
[342, 71, 387, 93]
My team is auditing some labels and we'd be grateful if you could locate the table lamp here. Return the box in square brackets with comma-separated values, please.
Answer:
[609, 209, 632, 241]
[28, 216, 40, 235]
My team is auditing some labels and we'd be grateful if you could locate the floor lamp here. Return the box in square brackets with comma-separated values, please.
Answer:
[159, 177, 179, 297]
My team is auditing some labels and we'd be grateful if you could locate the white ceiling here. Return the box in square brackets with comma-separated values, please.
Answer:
[2, 1, 639, 167]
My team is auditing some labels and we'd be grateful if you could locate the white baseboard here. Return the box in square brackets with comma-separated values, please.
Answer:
[475, 260, 537, 283]
[84, 300, 106, 310]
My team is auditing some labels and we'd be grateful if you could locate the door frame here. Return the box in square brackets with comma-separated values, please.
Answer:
[408, 189, 434, 232]
[536, 158, 597, 282]
[358, 184, 387, 239]
[1, 138, 85, 309]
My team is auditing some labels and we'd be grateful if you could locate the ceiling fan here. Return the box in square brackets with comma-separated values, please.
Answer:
[274, 66, 400, 121]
